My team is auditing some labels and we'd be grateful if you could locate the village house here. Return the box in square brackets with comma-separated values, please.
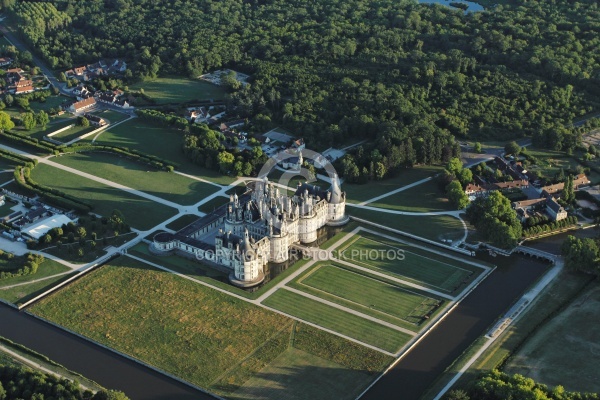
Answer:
[65, 59, 127, 82]
[185, 107, 210, 124]
[0, 57, 13, 67]
[67, 97, 96, 113]
[84, 113, 107, 127]
[14, 85, 35, 95]
[512, 196, 567, 222]
[541, 174, 590, 198]
[94, 90, 131, 108]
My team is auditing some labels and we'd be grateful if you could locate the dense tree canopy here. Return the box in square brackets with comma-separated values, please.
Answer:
[466, 190, 522, 248]
[449, 370, 600, 400]
[7, 0, 599, 158]
[0, 363, 129, 400]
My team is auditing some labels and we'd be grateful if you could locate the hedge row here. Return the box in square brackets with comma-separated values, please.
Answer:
[0, 130, 59, 153]
[0, 148, 37, 165]
[522, 215, 578, 238]
[14, 165, 93, 213]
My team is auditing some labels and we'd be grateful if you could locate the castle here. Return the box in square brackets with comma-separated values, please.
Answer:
[151, 175, 348, 287]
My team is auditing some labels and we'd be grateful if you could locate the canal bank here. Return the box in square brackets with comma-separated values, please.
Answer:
[360, 254, 549, 400]
[0, 303, 214, 400]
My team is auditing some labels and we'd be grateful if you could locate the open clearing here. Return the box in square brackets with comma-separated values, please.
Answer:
[230, 348, 373, 400]
[30, 257, 391, 398]
[343, 165, 443, 204]
[348, 207, 465, 242]
[129, 76, 226, 104]
[93, 119, 235, 185]
[52, 152, 219, 205]
[340, 234, 473, 293]
[369, 178, 454, 213]
[0, 259, 72, 305]
[504, 283, 600, 394]
[262, 289, 411, 353]
[290, 263, 444, 330]
[30, 163, 177, 230]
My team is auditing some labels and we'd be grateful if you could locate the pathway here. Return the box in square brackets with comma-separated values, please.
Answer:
[0, 271, 72, 290]
[282, 285, 417, 336]
[356, 177, 434, 206]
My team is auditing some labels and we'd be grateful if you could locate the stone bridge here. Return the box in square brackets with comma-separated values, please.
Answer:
[513, 245, 557, 263]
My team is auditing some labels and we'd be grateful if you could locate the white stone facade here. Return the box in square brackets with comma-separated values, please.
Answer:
[151, 176, 347, 286]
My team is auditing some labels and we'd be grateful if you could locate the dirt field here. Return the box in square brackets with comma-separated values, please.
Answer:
[505, 283, 600, 394]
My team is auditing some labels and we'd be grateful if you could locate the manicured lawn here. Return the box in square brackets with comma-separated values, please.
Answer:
[30, 257, 390, 397]
[291, 263, 444, 330]
[504, 283, 600, 394]
[0, 259, 73, 305]
[94, 119, 235, 185]
[348, 207, 466, 242]
[33, 95, 71, 112]
[97, 110, 130, 124]
[369, 178, 453, 212]
[230, 348, 374, 400]
[164, 214, 200, 231]
[0, 201, 15, 217]
[340, 235, 472, 293]
[11, 119, 77, 140]
[30, 163, 178, 230]
[198, 196, 229, 213]
[129, 76, 226, 104]
[51, 152, 220, 205]
[262, 289, 411, 353]
[48, 123, 95, 142]
[343, 165, 444, 204]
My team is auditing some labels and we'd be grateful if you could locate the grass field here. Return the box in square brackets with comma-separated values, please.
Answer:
[30, 164, 178, 230]
[343, 165, 444, 204]
[263, 289, 411, 353]
[97, 110, 130, 124]
[129, 76, 226, 104]
[0, 202, 15, 217]
[0, 259, 72, 305]
[48, 123, 95, 142]
[94, 119, 235, 185]
[340, 235, 472, 293]
[348, 207, 466, 242]
[230, 348, 374, 400]
[31, 257, 391, 397]
[10, 119, 83, 141]
[291, 263, 443, 329]
[504, 283, 600, 394]
[198, 196, 229, 213]
[164, 214, 201, 231]
[369, 179, 453, 213]
[51, 152, 219, 205]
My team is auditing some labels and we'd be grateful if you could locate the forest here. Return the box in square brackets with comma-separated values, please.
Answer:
[1, 0, 599, 178]
[0, 363, 128, 400]
[445, 370, 600, 400]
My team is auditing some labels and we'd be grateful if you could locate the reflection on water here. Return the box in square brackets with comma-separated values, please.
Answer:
[418, 0, 485, 12]
[524, 227, 599, 255]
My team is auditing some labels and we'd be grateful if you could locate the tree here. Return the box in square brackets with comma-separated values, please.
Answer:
[458, 168, 473, 187]
[466, 191, 522, 249]
[36, 110, 49, 128]
[0, 111, 15, 131]
[561, 235, 599, 273]
[446, 180, 469, 210]
[4, 94, 13, 107]
[473, 142, 482, 153]
[78, 116, 90, 127]
[563, 175, 575, 204]
[445, 389, 470, 400]
[374, 161, 386, 180]
[21, 112, 36, 130]
[58, 71, 67, 82]
[504, 141, 521, 156]
[446, 157, 463, 176]
[0, 381, 5, 400]
[77, 226, 87, 238]
[217, 151, 235, 174]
